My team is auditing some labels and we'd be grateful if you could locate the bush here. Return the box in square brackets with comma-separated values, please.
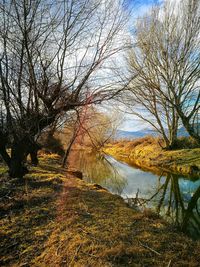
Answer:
[40, 133, 65, 156]
[124, 136, 163, 149]
[173, 137, 200, 149]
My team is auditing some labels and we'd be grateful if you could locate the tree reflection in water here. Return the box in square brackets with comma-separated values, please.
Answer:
[68, 150, 127, 195]
[145, 174, 200, 239]
[68, 151, 200, 238]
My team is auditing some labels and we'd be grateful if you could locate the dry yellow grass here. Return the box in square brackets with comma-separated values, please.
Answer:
[104, 137, 200, 177]
[0, 153, 200, 266]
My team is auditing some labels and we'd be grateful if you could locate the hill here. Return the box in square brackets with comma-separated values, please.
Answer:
[115, 125, 200, 140]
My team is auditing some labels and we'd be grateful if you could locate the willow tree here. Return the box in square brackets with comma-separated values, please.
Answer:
[127, 0, 200, 147]
[0, 0, 128, 178]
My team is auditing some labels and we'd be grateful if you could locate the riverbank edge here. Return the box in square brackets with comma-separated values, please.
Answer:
[1, 153, 200, 266]
[103, 140, 200, 178]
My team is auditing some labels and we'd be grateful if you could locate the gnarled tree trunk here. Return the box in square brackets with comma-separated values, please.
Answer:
[24, 142, 41, 166]
[0, 131, 11, 167]
[9, 140, 29, 178]
[0, 133, 41, 178]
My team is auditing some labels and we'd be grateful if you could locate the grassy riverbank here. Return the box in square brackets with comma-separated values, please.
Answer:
[104, 137, 200, 177]
[1, 154, 200, 266]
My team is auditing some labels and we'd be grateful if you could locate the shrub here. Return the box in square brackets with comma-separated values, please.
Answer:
[173, 137, 200, 149]
[40, 133, 65, 156]
[124, 136, 163, 150]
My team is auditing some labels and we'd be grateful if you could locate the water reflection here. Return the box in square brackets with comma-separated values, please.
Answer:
[140, 174, 200, 238]
[68, 150, 200, 238]
[68, 150, 127, 195]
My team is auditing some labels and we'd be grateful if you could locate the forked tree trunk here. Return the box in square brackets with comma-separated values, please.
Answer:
[0, 137, 40, 178]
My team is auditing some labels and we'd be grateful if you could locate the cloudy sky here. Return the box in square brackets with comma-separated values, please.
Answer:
[120, 0, 164, 132]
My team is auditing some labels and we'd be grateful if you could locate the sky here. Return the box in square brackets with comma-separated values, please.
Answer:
[128, 0, 163, 7]
[127, 0, 163, 16]
[119, 0, 164, 132]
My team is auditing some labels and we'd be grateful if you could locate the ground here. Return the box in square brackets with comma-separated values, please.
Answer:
[0, 153, 200, 266]
[103, 137, 200, 177]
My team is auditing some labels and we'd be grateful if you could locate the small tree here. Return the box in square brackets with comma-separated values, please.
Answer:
[61, 105, 120, 167]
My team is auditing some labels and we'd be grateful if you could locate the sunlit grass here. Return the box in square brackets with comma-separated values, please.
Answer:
[0, 165, 8, 175]
[0, 153, 200, 266]
[104, 137, 200, 177]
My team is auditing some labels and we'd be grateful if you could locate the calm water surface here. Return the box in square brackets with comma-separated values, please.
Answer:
[69, 150, 200, 239]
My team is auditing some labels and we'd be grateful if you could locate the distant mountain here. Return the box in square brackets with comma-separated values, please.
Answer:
[115, 129, 157, 140]
[115, 125, 199, 140]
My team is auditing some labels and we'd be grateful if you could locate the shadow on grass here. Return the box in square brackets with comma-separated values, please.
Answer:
[0, 172, 62, 266]
[35, 178, 200, 267]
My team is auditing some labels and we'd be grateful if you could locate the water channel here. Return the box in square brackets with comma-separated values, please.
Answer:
[69, 150, 200, 239]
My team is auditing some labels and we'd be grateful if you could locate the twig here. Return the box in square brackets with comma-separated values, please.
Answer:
[139, 241, 161, 256]
[6, 242, 18, 249]
[82, 251, 99, 259]
[0, 190, 12, 200]
[79, 228, 100, 241]
[56, 243, 62, 256]
[69, 244, 81, 267]
[167, 260, 172, 267]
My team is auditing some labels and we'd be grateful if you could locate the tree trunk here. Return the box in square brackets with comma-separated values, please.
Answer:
[177, 110, 200, 144]
[168, 130, 178, 150]
[9, 142, 28, 178]
[168, 113, 179, 149]
[9, 158, 28, 178]
[0, 131, 11, 167]
[182, 118, 200, 143]
[29, 142, 41, 166]
[30, 150, 39, 166]
[62, 134, 77, 168]
[163, 136, 171, 150]
[23, 141, 41, 166]
[0, 132, 41, 178]
[0, 146, 11, 167]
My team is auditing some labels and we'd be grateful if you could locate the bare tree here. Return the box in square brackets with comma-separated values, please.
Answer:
[0, 0, 128, 177]
[126, 20, 180, 148]
[81, 109, 121, 150]
[61, 100, 92, 168]
[61, 105, 121, 167]
[127, 0, 200, 147]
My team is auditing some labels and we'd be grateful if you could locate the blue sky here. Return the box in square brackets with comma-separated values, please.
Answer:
[125, 0, 163, 20]
[127, 0, 163, 7]
[120, 0, 164, 132]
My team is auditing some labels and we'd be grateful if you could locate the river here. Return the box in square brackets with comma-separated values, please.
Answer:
[68, 150, 200, 239]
